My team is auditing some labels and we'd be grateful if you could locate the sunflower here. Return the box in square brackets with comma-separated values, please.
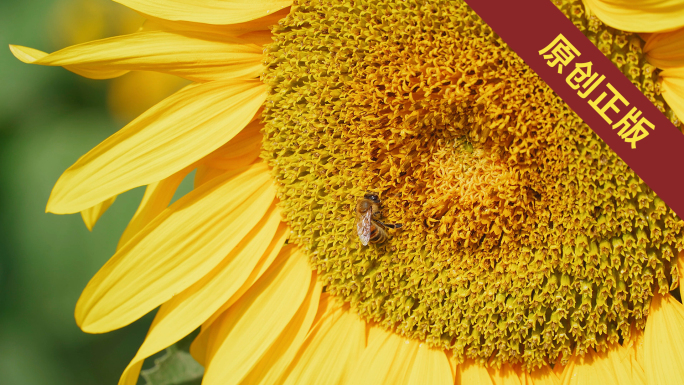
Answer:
[10, 0, 684, 383]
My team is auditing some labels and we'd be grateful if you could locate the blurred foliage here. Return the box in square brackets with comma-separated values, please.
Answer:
[1, 0, 189, 384]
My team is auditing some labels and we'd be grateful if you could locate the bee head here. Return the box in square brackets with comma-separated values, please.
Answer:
[363, 192, 380, 203]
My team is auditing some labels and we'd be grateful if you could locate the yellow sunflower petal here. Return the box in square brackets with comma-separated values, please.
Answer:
[644, 293, 684, 384]
[278, 302, 365, 385]
[488, 364, 522, 385]
[9, 44, 129, 79]
[47, 79, 267, 214]
[238, 284, 323, 385]
[622, 325, 647, 383]
[202, 120, 262, 170]
[113, 0, 292, 25]
[10, 45, 47, 62]
[455, 359, 494, 385]
[558, 353, 595, 385]
[660, 68, 684, 121]
[192, 121, 263, 187]
[194, 151, 261, 188]
[80, 196, 116, 231]
[559, 347, 639, 385]
[649, 43, 684, 123]
[678, 251, 684, 300]
[12, 30, 263, 82]
[520, 364, 561, 385]
[629, 353, 647, 384]
[583, 0, 684, 33]
[194, 165, 230, 188]
[202, 248, 312, 385]
[188, 326, 211, 367]
[553, 357, 566, 381]
[75, 163, 274, 333]
[139, 7, 289, 37]
[118, 207, 283, 385]
[199, 223, 288, 331]
[189, 238, 294, 367]
[234, 29, 274, 47]
[117, 167, 191, 249]
[347, 328, 412, 385]
[406, 344, 453, 385]
[603, 344, 645, 385]
[346, 327, 451, 385]
[643, 28, 684, 68]
[446, 352, 458, 379]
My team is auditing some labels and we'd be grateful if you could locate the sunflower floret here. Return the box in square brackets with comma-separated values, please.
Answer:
[261, 0, 684, 369]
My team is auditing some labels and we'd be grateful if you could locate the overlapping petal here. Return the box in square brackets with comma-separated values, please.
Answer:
[584, 0, 684, 33]
[194, 165, 233, 188]
[455, 359, 494, 385]
[201, 247, 312, 385]
[345, 327, 452, 385]
[114, 0, 291, 25]
[189, 245, 298, 367]
[644, 294, 684, 384]
[140, 7, 289, 37]
[10, 30, 264, 82]
[277, 301, 365, 385]
[641, 28, 684, 123]
[192, 234, 294, 358]
[202, 121, 262, 170]
[678, 251, 684, 300]
[117, 168, 191, 248]
[46, 79, 267, 214]
[643, 28, 684, 69]
[553, 358, 566, 382]
[75, 163, 275, 332]
[520, 365, 561, 385]
[621, 324, 647, 383]
[559, 345, 642, 385]
[80, 196, 117, 231]
[118, 121, 261, 249]
[659, 68, 684, 124]
[488, 364, 522, 385]
[191, 120, 263, 188]
[604, 344, 645, 385]
[235, 279, 323, 385]
[406, 344, 454, 385]
[117, 205, 285, 385]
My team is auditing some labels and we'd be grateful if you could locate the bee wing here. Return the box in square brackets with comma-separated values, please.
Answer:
[357, 209, 372, 246]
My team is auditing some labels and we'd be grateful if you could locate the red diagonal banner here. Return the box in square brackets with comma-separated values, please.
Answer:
[463, 0, 684, 218]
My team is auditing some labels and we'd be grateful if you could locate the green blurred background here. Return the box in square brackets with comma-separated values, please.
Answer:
[1, 0, 189, 383]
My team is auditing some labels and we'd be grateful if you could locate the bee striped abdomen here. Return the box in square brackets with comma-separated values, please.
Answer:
[369, 222, 388, 244]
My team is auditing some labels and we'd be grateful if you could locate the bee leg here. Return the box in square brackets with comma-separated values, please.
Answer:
[376, 220, 402, 229]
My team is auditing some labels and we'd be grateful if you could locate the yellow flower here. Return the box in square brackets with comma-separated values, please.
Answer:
[10, 0, 684, 383]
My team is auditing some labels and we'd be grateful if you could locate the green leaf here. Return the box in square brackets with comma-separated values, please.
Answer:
[140, 342, 204, 385]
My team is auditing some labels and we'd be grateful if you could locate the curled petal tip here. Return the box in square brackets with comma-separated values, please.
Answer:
[9, 44, 47, 64]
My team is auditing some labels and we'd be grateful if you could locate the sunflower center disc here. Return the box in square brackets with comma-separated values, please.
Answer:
[261, 0, 683, 368]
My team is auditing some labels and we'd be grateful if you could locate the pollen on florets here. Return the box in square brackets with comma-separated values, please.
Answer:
[260, 0, 684, 369]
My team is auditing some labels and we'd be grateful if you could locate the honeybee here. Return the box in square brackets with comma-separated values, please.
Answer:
[356, 192, 402, 246]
